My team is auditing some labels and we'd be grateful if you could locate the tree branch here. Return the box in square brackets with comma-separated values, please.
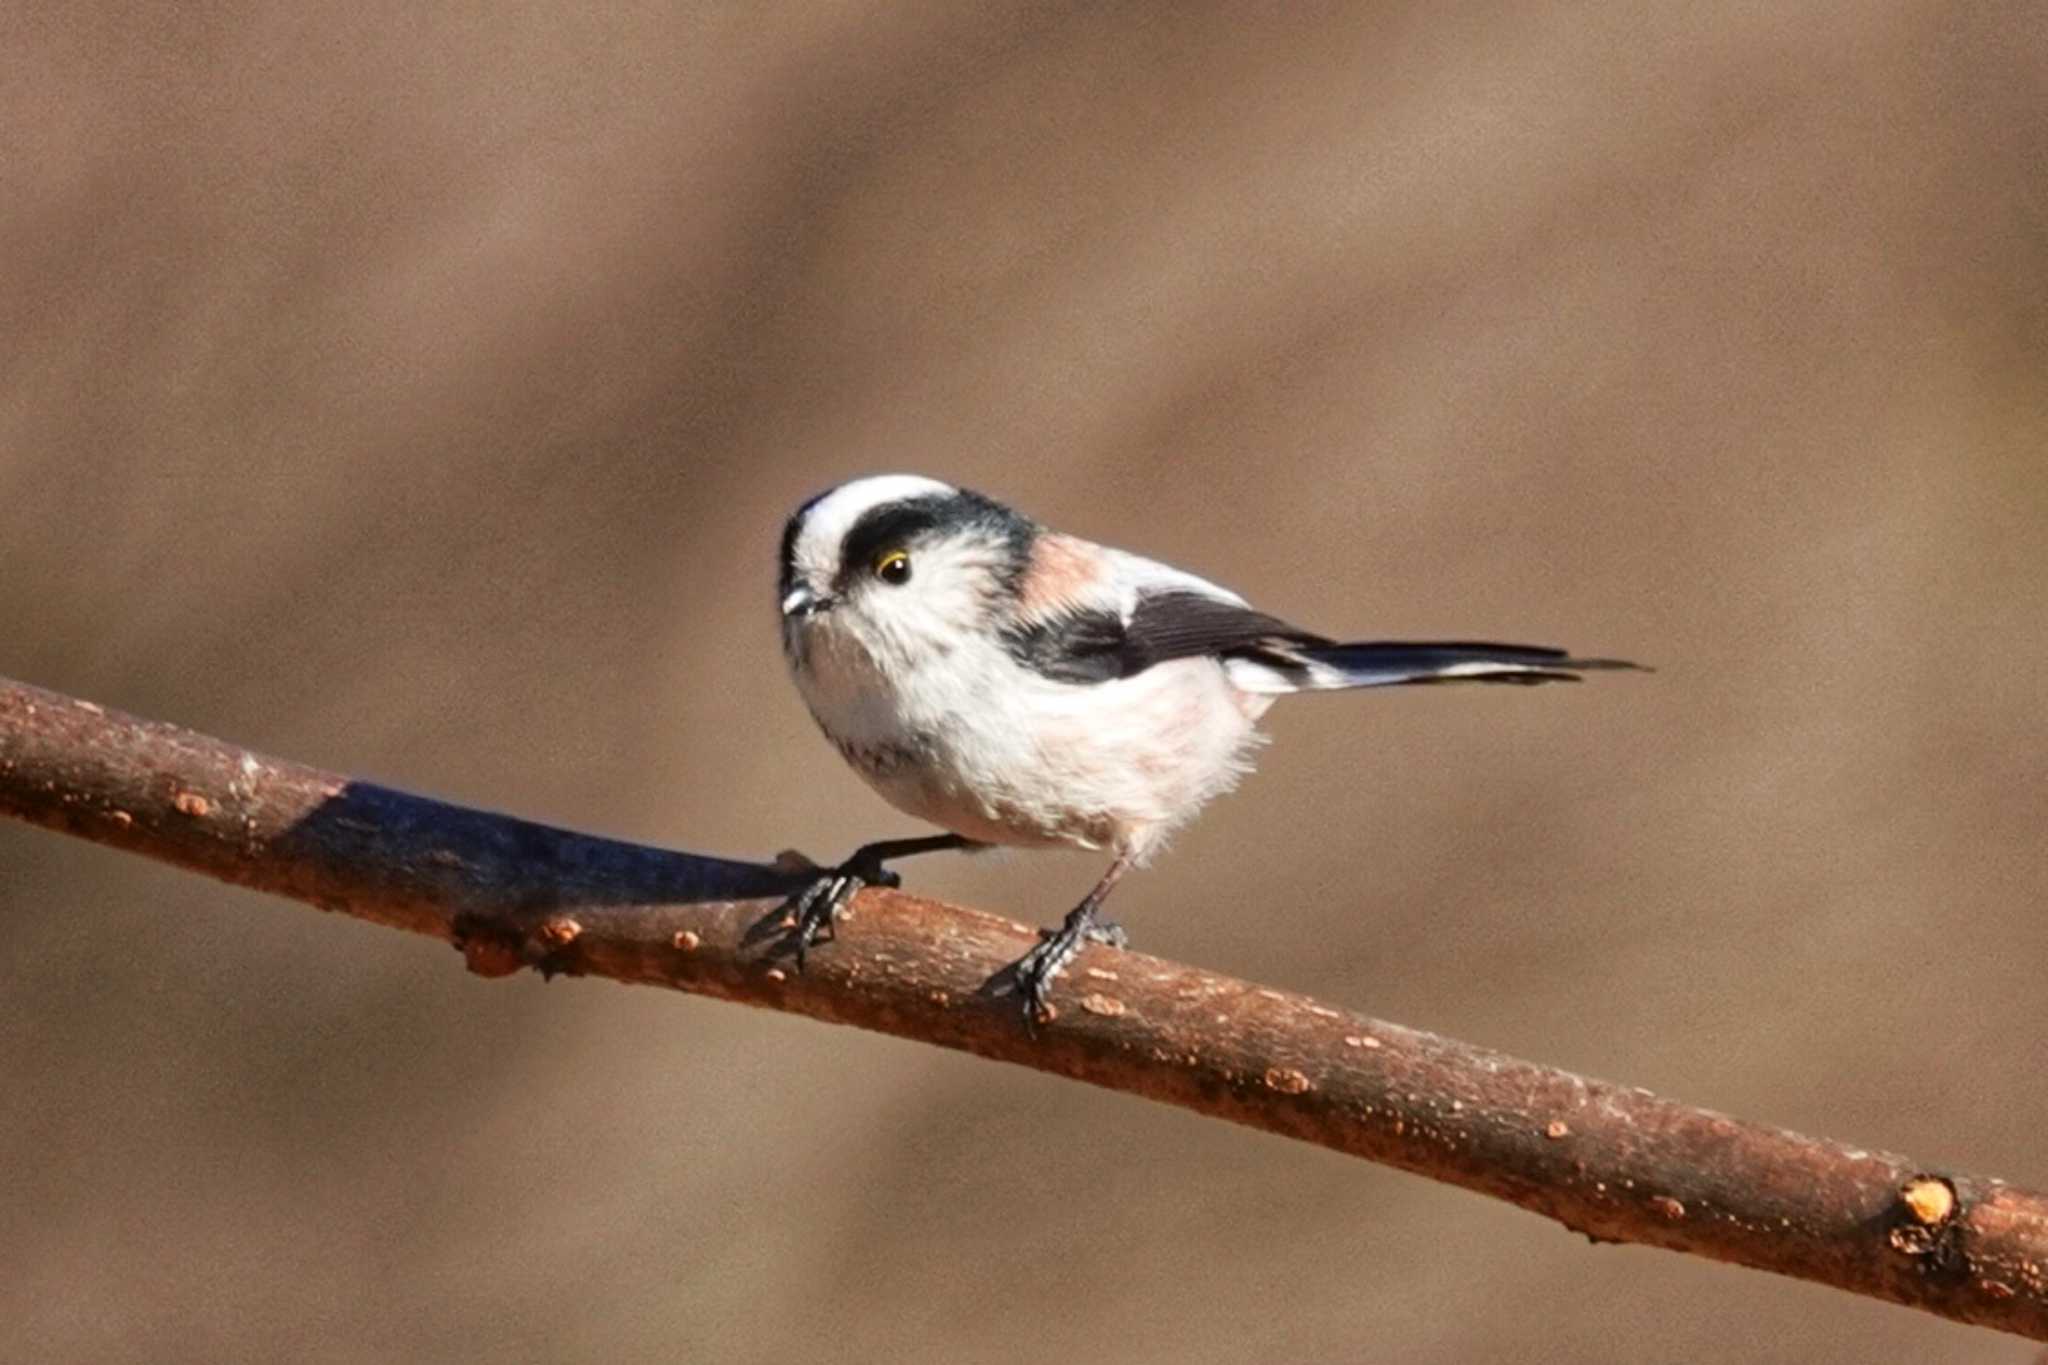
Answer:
[3, 674, 2044, 1340]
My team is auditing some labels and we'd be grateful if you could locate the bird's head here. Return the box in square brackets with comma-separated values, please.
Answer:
[777, 475, 1037, 671]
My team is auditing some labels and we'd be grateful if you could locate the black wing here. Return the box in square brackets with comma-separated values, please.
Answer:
[1003, 590, 1329, 684]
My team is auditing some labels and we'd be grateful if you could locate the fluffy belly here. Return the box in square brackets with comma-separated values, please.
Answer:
[820, 656, 1264, 857]
[794, 622, 1266, 858]
[833, 732, 1117, 850]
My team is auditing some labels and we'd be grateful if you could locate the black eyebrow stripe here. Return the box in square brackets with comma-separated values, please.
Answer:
[833, 489, 1038, 591]
[838, 498, 950, 582]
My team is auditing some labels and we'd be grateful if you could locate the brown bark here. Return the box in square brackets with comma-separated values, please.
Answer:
[3, 674, 2044, 1340]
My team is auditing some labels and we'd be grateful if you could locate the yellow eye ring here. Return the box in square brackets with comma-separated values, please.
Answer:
[874, 549, 912, 584]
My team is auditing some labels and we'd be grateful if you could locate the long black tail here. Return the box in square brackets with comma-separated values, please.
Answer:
[1232, 640, 1647, 693]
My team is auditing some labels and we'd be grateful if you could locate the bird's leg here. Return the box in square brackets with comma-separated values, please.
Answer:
[787, 833, 978, 967]
[1012, 853, 1135, 1025]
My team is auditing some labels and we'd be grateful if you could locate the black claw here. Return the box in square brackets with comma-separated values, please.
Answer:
[1010, 912, 1129, 1028]
[777, 834, 974, 970]
[790, 870, 864, 969]
[991, 853, 1138, 1033]
[1012, 933, 1071, 1027]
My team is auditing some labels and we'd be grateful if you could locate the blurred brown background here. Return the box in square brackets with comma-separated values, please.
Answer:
[4, 2, 2045, 1361]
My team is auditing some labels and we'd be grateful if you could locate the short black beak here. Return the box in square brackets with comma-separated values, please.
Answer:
[781, 585, 834, 620]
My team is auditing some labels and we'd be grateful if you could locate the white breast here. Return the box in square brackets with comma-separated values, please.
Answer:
[792, 620, 1266, 859]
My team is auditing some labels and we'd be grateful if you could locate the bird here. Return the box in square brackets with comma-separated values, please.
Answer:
[775, 474, 1642, 1023]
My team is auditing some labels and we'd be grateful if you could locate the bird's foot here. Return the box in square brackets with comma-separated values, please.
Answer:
[1012, 907, 1128, 1026]
[782, 849, 902, 969]
[1082, 919, 1128, 950]
[771, 833, 976, 968]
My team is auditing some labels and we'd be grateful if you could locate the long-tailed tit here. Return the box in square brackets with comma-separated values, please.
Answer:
[777, 474, 1642, 1022]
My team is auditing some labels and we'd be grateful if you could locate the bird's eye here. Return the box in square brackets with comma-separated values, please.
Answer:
[874, 549, 912, 585]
